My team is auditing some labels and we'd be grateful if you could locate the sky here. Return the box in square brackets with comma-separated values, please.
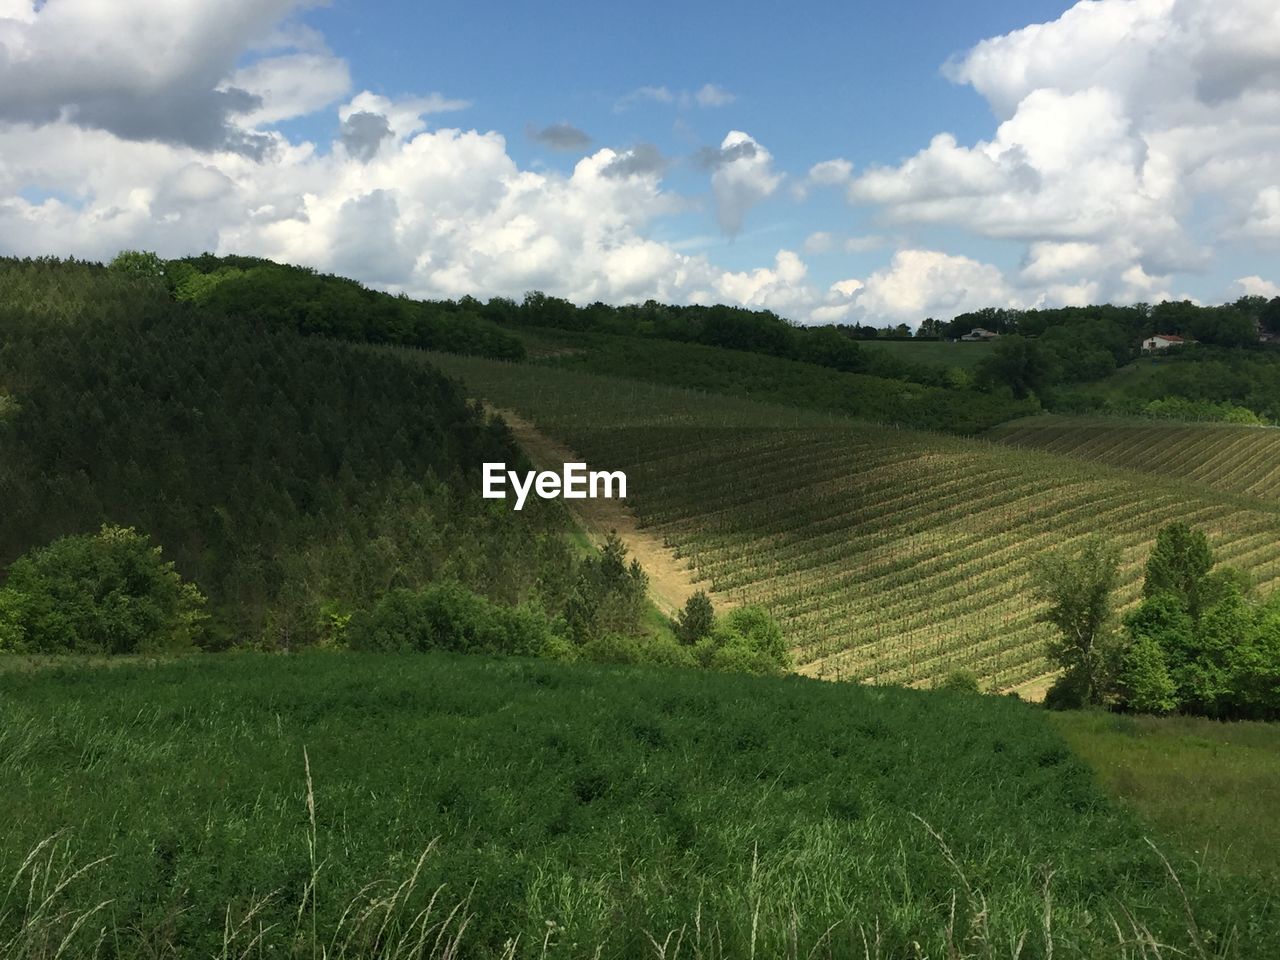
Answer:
[0, 0, 1278, 326]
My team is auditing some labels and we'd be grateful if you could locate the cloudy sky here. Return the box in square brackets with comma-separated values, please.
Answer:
[1, 0, 1278, 325]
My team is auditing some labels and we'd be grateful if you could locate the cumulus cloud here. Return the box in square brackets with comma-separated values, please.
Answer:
[704, 131, 782, 236]
[792, 157, 854, 200]
[599, 143, 667, 179]
[0, 0, 310, 152]
[848, 0, 1280, 303]
[525, 122, 592, 152]
[227, 52, 351, 128]
[1236, 275, 1280, 298]
[339, 112, 393, 162]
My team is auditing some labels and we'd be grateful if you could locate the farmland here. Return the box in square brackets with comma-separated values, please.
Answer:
[3, 653, 1277, 959]
[990, 416, 1280, 502]
[429, 354, 1280, 693]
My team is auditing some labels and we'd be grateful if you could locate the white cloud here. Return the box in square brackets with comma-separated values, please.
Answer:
[803, 231, 835, 254]
[0, 0, 308, 151]
[616, 83, 737, 111]
[854, 250, 1017, 322]
[227, 53, 351, 128]
[708, 130, 782, 237]
[791, 157, 853, 200]
[850, 0, 1280, 302]
[1236, 275, 1280, 298]
[694, 83, 736, 107]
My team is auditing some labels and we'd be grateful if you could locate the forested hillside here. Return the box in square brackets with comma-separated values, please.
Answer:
[0, 258, 571, 647]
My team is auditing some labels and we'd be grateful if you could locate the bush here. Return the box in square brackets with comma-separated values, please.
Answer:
[579, 633, 697, 669]
[0, 525, 206, 654]
[346, 583, 550, 657]
[1044, 670, 1090, 711]
[694, 606, 791, 676]
[936, 669, 981, 694]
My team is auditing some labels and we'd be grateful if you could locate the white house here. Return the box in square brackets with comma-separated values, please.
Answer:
[1142, 334, 1189, 351]
[960, 327, 999, 341]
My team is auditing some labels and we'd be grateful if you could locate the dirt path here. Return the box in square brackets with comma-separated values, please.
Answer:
[492, 407, 718, 616]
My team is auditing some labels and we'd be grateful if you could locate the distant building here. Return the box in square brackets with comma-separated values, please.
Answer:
[1142, 334, 1190, 351]
[960, 327, 999, 341]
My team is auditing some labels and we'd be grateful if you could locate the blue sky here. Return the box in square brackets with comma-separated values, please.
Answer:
[297, 0, 1073, 285]
[1, 0, 1277, 324]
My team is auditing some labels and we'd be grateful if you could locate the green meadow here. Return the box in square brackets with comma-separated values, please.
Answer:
[4, 654, 1276, 959]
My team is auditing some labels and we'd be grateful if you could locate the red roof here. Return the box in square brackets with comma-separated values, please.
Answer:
[1150, 334, 1185, 342]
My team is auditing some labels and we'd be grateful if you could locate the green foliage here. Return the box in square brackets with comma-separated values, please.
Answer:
[976, 335, 1057, 400]
[564, 532, 649, 644]
[675, 589, 715, 645]
[168, 255, 526, 361]
[5, 654, 1270, 958]
[1143, 521, 1215, 617]
[108, 249, 165, 279]
[0, 524, 205, 654]
[694, 605, 791, 675]
[1052, 709, 1280, 887]
[346, 583, 550, 657]
[988, 418, 1280, 500]
[936, 668, 982, 693]
[535, 329, 1034, 434]
[1116, 634, 1178, 714]
[1032, 537, 1122, 704]
[1116, 524, 1280, 718]
[0, 257, 574, 646]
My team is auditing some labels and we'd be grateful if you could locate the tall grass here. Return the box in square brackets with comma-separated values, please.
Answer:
[2, 654, 1276, 958]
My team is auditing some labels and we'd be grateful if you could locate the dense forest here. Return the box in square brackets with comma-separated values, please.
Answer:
[0, 258, 570, 648]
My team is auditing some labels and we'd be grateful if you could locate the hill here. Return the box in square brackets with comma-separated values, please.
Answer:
[0, 258, 574, 646]
[427, 353, 1280, 692]
[515, 328, 1033, 435]
[989, 416, 1280, 502]
[2, 653, 1274, 959]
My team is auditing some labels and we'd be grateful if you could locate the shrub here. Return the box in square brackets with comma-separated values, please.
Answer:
[936, 669, 981, 694]
[346, 583, 550, 657]
[0, 525, 206, 654]
[697, 606, 791, 676]
[1043, 670, 1090, 711]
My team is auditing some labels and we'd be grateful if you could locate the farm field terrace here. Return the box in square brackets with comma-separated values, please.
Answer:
[427, 354, 1280, 693]
[2, 653, 1277, 959]
[989, 416, 1280, 502]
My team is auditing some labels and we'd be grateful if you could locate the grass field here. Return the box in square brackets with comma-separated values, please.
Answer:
[429, 354, 1280, 693]
[1052, 712, 1280, 887]
[990, 417, 1280, 502]
[3, 653, 1277, 959]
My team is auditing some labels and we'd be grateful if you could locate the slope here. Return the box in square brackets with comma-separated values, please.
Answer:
[990, 416, 1280, 502]
[429, 353, 1280, 692]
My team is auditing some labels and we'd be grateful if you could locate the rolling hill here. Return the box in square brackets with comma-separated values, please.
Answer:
[428, 353, 1280, 693]
[990, 416, 1280, 501]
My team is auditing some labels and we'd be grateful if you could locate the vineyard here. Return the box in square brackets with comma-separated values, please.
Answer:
[429, 354, 1280, 693]
[990, 417, 1280, 502]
